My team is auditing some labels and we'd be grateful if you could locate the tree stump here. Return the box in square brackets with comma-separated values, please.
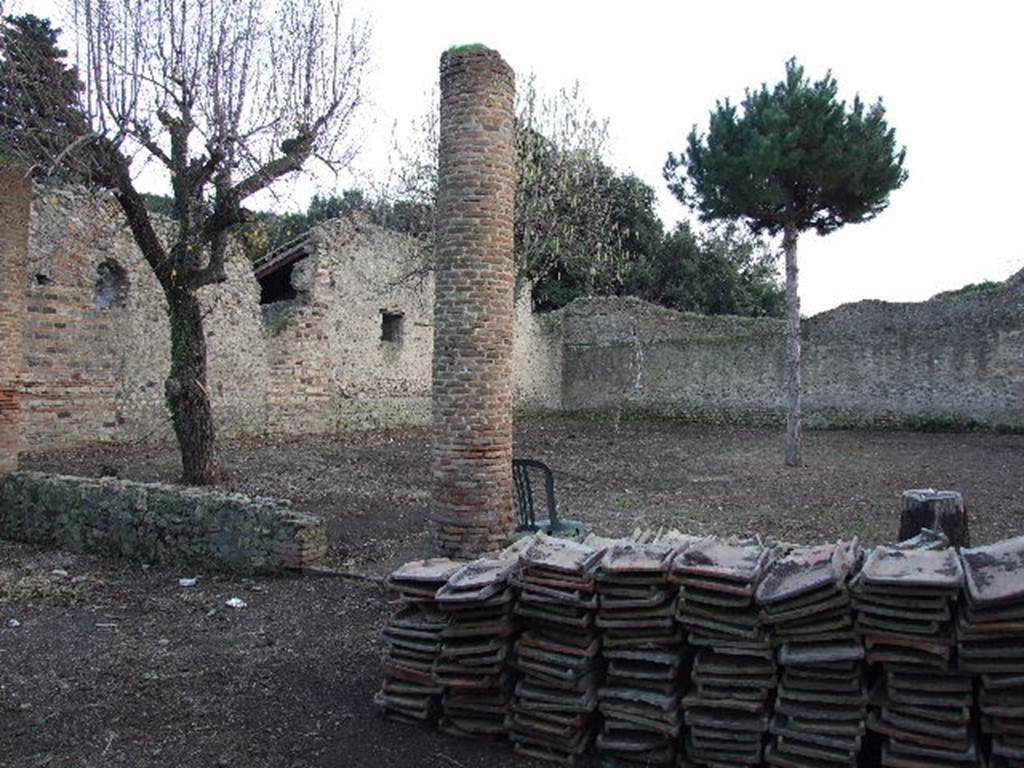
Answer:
[898, 489, 970, 549]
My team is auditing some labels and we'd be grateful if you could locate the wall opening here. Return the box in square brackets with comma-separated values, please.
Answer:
[259, 256, 307, 305]
[381, 311, 404, 343]
[94, 260, 129, 309]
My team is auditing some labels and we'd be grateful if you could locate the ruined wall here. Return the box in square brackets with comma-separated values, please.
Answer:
[265, 217, 434, 434]
[20, 186, 452, 452]
[0, 471, 326, 573]
[19, 188, 443, 453]
[558, 284, 1024, 430]
[21, 184, 1020, 454]
[513, 287, 564, 412]
[22, 187, 267, 450]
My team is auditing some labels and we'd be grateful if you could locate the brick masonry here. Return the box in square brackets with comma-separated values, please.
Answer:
[264, 216, 435, 435]
[431, 47, 518, 557]
[0, 169, 31, 473]
[23, 187, 267, 448]
[17, 186, 441, 453]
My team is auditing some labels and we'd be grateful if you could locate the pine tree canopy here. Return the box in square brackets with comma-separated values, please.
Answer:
[665, 58, 908, 237]
[0, 13, 87, 172]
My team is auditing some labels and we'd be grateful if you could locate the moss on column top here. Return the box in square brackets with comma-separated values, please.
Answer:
[444, 43, 492, 56]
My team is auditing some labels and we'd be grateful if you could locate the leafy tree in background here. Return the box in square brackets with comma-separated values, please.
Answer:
[233, 189, 434, 263]
[380, 77, 655, 310]
[146, 64, 784, 320]
[631, 222, 784, 318]
[666, 58, 907, 466]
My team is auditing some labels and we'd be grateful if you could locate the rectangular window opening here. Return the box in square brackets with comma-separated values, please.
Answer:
[381, 311, 404, 343]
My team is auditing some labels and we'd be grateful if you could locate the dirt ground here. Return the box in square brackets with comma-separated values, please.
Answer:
[3, 417, 1023, 767]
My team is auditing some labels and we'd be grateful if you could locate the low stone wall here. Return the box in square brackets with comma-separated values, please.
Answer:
[0, 471, 327, 573]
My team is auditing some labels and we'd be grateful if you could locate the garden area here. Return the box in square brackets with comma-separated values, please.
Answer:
[3, 417, 1022, 767]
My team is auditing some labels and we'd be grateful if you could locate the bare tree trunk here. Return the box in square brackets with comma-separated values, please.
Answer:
[165, 288, 219, 484]
[783, 222, 801, 467]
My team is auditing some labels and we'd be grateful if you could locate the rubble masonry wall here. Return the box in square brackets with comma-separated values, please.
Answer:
[0, 470, 327, 572]
[556, 287, 1024, 430]
[14, 184, 1023, 455]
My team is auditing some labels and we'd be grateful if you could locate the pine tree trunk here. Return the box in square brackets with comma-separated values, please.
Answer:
[165, 288, 220, 485]
[783, 223, 801, 467]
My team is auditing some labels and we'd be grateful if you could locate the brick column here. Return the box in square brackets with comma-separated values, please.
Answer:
[431, 47, 517, 557]
[0, 168, 31, 472]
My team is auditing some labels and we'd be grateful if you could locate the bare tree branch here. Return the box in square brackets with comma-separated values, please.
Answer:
[0, 1, 371, 484]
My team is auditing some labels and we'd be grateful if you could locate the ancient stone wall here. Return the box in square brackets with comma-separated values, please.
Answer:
[512, 287, 564, 413]
[0, 471, 326, 572]
[265, 216, 434, 434]
[18, 187, 441, 453]
[556, 285, 1024, 430]
[16, 182, 1022, 456]
[23, 187, 267, 449]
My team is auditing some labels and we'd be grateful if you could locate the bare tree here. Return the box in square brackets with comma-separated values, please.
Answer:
[1, 0, 370, 483]
[380, 76, 622, 299]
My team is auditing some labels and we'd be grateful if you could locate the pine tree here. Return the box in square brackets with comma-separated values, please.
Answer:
[0, 14, 87, 174]
[666, 58, 907, 466]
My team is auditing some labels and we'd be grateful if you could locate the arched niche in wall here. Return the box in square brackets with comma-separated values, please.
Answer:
[94, 259, 129, 310]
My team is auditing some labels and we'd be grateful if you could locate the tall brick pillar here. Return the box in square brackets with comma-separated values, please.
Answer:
[0, 168, 30, 473]
[431, 47, 517, 557]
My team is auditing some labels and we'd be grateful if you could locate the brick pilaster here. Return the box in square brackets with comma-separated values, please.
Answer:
[0, 168, 31, 472]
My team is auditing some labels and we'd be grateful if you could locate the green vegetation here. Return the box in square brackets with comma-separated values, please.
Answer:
[628, 223, 784, 318]
[0, 14, 87, 179]
[667, 57, 907, 466]
[263, 305, 295, 337]
[445, 43, 490, 55]
[385, 76, 784, 317]
[935, 279, 1012, 299]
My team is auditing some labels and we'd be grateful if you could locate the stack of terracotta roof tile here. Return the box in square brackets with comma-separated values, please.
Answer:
[960, 535, 1024, 768]
[434, 557, 519, 738]
[671, 536, 774, 767]
[853, 545, 979, 767]
[594, 539, 692, 766]
[375, 558, 462, 725]
[756, 540, 867, 768]
[509, 536, 605, 766]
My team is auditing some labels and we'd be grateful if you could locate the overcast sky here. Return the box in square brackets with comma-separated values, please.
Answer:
[23, 0, 1024, 314]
